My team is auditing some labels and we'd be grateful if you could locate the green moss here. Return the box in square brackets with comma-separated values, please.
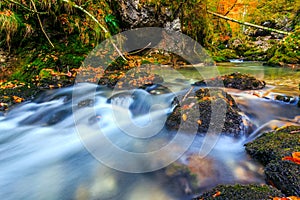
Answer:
[194, 184, 284, 200]
[212, 49, 239, 62]
[267, 29, 300, 65]
[245, 126, 300, 165]
[10, 35, 92, 84]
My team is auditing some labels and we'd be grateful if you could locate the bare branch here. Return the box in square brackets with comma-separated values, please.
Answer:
[182, 86, 194, 102]
[224, 0, 238, 16]
[208, 10, 291, 35]
[30, 0, 54, 48]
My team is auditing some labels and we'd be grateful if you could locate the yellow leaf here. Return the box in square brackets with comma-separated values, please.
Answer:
[12, 96, 24, 103]
[197, 119, 202, 125]
[182, 114, 187, 121]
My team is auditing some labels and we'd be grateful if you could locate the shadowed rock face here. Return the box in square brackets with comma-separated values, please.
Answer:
[113, 0, 178, 29]
[111, 0, 180, 50]
[166, 88, 246, 137]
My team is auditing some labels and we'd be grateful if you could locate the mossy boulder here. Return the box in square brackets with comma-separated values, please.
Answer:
[194, 72, 265, 90]
[265, 160, 300, 196]
[212, 49, 239, 62]
[243, 48, 267, 61]
[267, 29, 300, 66]
[193, 184, 284, 200]
[166, 88, 245, 137]
[245, 126, 300, 165]
[245, 126, 300, 196]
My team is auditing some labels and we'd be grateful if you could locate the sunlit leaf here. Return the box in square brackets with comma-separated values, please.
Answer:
[182, 114, 187, 121]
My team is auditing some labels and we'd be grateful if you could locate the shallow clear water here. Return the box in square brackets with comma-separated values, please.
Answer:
[0, 63, 299, 200]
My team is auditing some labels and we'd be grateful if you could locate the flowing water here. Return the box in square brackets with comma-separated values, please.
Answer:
[0, 62, 300, 200]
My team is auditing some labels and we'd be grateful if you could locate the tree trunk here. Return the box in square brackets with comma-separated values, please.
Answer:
[207, 10, 291, 35]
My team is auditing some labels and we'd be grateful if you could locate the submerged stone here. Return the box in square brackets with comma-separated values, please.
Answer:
[165, 155, 221, 195]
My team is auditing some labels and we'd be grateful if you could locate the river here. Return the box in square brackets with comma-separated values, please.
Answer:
[0, 62, 299, 200]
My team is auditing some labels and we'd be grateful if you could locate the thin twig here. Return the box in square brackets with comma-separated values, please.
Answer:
[30, 0, 54, 48]
[5, 0, 48, 14]
[224, 0, 238, 16]
[182, 86, 194, 102]
[290, 130, 300, 134]
[128, 42, 152, 55]
[62, 0, 127, 61]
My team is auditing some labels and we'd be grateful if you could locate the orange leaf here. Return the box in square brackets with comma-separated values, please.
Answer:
[202, 96, 210, 101]
[292, 152, 300, 159]
[282, 152, 300, 165]
[273, 197, 300, 200]
[182, 105, 190, 110]
[12, 96, 24, 103]
[212, 191, 221, 198]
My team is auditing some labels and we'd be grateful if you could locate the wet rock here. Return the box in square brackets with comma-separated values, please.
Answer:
[166, 88, 246, 137]
[37, 78, 74, 90]
[265, 160, 300, 196]
[275, 95, 297, 104]
[245, 126, 300, 165]
[98, 71, 164, 90]
[193, 184, 285, 200]
[245, 126, 300, 196]
[194, 72, 265, 90]
[0, 84, 41, 111]
[140, 84, 171, 95]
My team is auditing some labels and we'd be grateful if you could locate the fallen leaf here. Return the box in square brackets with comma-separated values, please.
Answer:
[212, 191, 221, 198]
[273, 196, 300, 200]
[282, 152, 300, 165]
[12, 96, 24, 103]
[182, 114, 187, 121]
[202, 96, 210, 101]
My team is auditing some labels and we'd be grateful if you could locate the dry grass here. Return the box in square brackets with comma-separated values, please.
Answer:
[0, 9, 21, 50]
